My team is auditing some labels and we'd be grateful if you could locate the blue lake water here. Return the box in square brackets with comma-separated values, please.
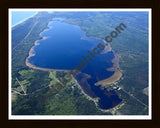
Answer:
[28, 20, 122, 109]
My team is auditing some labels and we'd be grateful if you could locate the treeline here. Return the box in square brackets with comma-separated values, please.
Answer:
[12, 12, 111, 115]
[53, 12, 149, 115]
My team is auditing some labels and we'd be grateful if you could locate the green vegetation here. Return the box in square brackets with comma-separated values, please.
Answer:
[52, 12, 149, 114]
[12, 70, 109, 115]
[12, 11, 149, 115]
[44, 78, 107, 115]
[11, 12, 111, 115]
[12, 12, 53, 83]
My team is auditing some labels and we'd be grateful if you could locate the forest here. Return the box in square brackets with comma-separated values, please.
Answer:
[11, 11, 149, 115]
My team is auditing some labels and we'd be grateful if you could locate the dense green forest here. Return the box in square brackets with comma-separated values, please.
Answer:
[12, 11, 149, 115]
[11, 12, 111, 115]
[53, 12, 149, 115]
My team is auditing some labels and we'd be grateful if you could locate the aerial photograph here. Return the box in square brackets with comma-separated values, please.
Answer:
[9, 9, 151, 119]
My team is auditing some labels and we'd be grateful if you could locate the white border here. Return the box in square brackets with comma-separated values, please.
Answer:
[9, 8, 152, 120]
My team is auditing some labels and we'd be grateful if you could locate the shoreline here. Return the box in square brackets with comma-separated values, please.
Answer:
[95, 42, 123, 85]
[95, 70, 122, 86]
[26, 20, 122, 84]
[26, 36, 69, 72]
[26, 59, 69, 72]
[25, 19, 123, 111]
[73, 73, 124, 113]
[25, 19, 70, 72]
[72, 74, 100, 106]
[63, 20, 104, 43]
[12, 12, 38, 28]
[102, 40, 112, 54]
[25, 19, 110, 73]
[101, 40, 112, 54]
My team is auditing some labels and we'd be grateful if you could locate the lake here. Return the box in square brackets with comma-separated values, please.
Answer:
[28, 19, 122, 110]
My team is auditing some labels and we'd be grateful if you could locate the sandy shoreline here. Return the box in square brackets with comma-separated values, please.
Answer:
[95, 70, 122, 86]
[25, 36, 69, 72]
[26, 59, 69, 72]
[102, 40, 112, 54]
[95, 41, 123, 85]
[26, 39, 122, 84]
[25, 19, 70, 72]
[26, 19, 122, 86]
[25, 20, 123, 111]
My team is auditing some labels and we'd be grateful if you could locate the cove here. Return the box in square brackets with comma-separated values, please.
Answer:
[27, 20, 122, 110]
